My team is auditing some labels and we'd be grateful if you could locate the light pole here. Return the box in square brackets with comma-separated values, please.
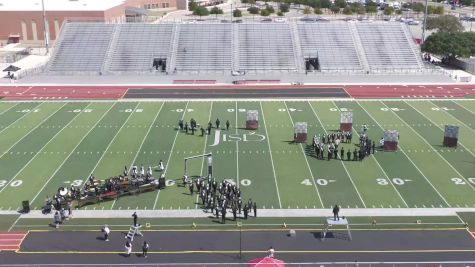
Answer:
[421, 0, 429, 44]
[41, 0, 49, 54]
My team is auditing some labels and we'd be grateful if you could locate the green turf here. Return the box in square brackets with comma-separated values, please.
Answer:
[6, 215, 465, 231]
[0, 99, 473, 212]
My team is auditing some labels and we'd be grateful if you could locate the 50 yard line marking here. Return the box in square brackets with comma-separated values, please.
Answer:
[84, 103, 140, 195]
[259, 101, 282, 209]
[402, 101, 475, 191]
[0, 102, 66, 160]
[30, 103, 117, 205]
[356, 101, 451, 207]
[153, 102, 189, 210]
[331, 101, 408, 208]
[196, 102, 214, 209]
[0, 103, 93, 195]
[282, 102, 324, 208]
[110, 102, 165, 209]
[306, 101, 366, 208]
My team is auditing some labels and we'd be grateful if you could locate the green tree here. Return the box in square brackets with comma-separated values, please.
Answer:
[422, 31, 475, 60]
[330, 5, 340, 13]
[188, 0, 198, 11]
[265, 5, 275, 13]
[314, 7, 323, 14]
[334, 0, 346, 8]
[279, 3, 289, 12]
[427, 15, 463, 32]
[460, 0, 474, 6]
[210, 6, 223, 17]
[193, 6, 210, 16]
[411, 2, 424, 13]
[395, 9, 402, 15]
[260, 9, 270, 16]
[303, 6, 312, 14]
[365, 4, 377, 14]
[233, 9, 242, 17]
[247, 6, 260, 14]
[343, 6, 352, 15]
[277, 11, 284, 16]
[383, 6, 394, 16]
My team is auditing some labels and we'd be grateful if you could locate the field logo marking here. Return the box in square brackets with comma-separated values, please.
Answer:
[209, 130, 266, 146]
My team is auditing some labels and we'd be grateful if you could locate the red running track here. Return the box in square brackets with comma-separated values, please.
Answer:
[0, 84, 474, 100]
[0, 231, 27, 251]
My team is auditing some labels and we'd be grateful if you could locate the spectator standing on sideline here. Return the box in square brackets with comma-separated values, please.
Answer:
[54, 211, 61, 229]
[333, 204, 340, 221]
[124, 241, 132, 257]
[132, 212, 138, 226]
[102, 224, 110, 241]
[142, 241, 149, 258]
[268, 246, 275, 258]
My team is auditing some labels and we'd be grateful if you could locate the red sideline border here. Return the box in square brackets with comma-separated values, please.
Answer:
[0, 84, 474, 100]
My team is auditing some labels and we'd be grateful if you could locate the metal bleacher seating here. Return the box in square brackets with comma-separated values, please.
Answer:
[174, 23, 232, 72]
[108, 24, 174, 72]
[47, 21, 425, 74]
[238, 23, 297, 71]
[355, 22, 421, 70]
[297, 22, 363, 71]
[48, 23, 115, 72]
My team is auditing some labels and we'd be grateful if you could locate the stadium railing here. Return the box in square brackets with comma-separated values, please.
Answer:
[1, 262, 474, 267]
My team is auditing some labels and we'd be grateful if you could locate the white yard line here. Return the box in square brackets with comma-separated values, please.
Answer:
[0, 102, 66, 160]
[429, 103, 475, 135]
[0, 102, 20, 117]
[0, 103, 44, 136]
[330, 101, 409, 208]
[451, 100, 475, 116]
[307, 101, 367, 208]
[0, 103, 93, 195]
[259, 101, 282, 209]
[235, 101, 239, 186]
[110, 102, 165, 209]
[152, 102, 189, 210]
[195, 102, 214, 209]
[403, 101, 475, 191]
[7, 215, 21, 232]
[30, 103, 117, 204]
[282, 101, 324, 208]
[356, 101, 451, 207]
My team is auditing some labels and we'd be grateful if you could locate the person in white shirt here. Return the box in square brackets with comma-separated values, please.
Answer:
[268, 246, 275, 258]
[102, 225, 110, 241]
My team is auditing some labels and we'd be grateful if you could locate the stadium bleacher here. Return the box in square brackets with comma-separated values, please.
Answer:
[108, 24, 174, 72]
[355, 22, 422, 70]
[174, 23, 233, 72]
[47, 21, 423, 74]
[297, 22, 363, 71]
[48, 23, 115, 72]
[238, 23, 297, 71]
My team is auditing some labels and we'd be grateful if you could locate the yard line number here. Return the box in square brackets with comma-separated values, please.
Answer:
[451, 177, 475, 185]
[301, 178, 335, 186]
[0, 180, 23, 188]
[376, 178, 412, 186]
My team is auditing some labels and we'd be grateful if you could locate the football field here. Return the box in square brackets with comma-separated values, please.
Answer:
[0, 99, 474, 212]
